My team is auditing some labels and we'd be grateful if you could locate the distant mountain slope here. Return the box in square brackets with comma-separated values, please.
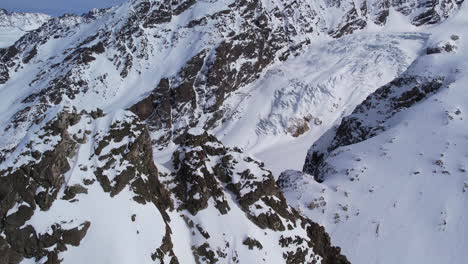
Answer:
[0, 9, 50, 48]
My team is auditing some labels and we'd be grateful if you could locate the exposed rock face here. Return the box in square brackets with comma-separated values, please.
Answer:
[92, 112, 173, 216]
[0, 107, 348, 263]
[128, 0, 314, 144]
[0, 111, 89, 263]
[0, 109, 179, 263]
[286, 117, 312, 137]
[163, 129, 350, 263]
[171, 132, 230, 215]
[426, 34, 459, 54]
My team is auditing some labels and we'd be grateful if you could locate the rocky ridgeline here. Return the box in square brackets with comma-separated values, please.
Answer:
[0, 108, 349, 263]
[161, 129, 349, 263]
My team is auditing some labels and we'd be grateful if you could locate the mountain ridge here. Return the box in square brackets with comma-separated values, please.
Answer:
[0, 0, 465, 263]
[0, 9, 50, 48]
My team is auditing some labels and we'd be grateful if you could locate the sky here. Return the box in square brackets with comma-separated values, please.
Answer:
[0, 0, 128, 16]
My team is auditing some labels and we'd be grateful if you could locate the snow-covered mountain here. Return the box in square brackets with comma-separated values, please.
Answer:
[0, 9, 50, 48]
[0, 0, 465, 263]
[286, 5, 468, 264]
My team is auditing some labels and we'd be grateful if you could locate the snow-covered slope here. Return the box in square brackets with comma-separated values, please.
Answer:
[216, 31, 428, 175]
[0, 9, 50, 48]
[280, 4, 468, 264]
[0, 0, 465, 263]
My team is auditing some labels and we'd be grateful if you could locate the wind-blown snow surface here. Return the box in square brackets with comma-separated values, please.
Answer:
[281, 5, 468, 264]
[0, 9, 50, 48]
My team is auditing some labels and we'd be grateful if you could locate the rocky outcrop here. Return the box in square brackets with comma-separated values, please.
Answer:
[0, 108, 180, 264]
[164, 129, 350, 263]
[171, 131, 230, 215]
[93, 113, 173, 218]
[426, 34, 460, 54]
[0, 111, 89, 263]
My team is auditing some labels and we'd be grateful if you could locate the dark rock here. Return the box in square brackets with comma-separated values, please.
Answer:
[243, 237, 263, 250]
[5, 206, 34, 228]
[90, 108, 105, 119]
[62, 185, 88, 200]
[129, 95, 155, 120]
[193, 243, 218, 264]
[330, 7, 368, 38]
[427, 43, 457, 54]
[5, 225, 40, 258]
[93, 115, 172, 222]
[306, 222, 349, 264]
[171, 132, 230, 215]
[61, 222, 91, 246]
[22, 46, 38, 64]
[170, 131, 349, 262]
[151, 225, 179, 263]
[0, 111, 94, 263]
[0, 236, 23, 264]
